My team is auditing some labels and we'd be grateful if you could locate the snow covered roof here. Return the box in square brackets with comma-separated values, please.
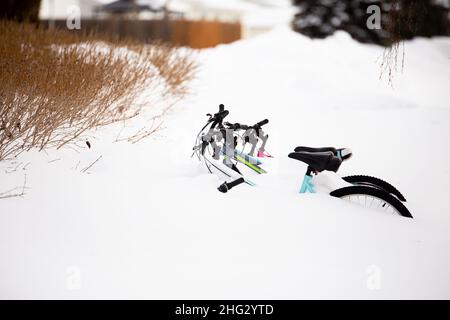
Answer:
[39, 0, 296, 28]
[39, 0, 164, 19]
[97, 0, 162, 13]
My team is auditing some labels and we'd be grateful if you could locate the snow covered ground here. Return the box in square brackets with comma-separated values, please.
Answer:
[1, 27, 450, 299]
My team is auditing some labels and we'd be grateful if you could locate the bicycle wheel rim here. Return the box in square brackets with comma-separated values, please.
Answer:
[330, 186, 413, 218]
[340, 193, 402, 216]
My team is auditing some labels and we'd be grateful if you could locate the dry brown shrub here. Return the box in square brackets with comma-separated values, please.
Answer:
[0, 20, 197, 161]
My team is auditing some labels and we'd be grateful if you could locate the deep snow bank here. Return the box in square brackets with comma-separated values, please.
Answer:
[1, 28, 450, 299]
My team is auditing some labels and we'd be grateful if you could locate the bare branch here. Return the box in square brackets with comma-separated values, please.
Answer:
[81, 156, 103, 174]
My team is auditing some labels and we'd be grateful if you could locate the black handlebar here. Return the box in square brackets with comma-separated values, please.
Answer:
[206, 104, 229, 128]
[214, 110, 229, 121]
[254, 119, 269, 128]
[224, 122, 248, 130]
[224, 119, 269, 131]
[206, 105, 268, 133]
[218, 177, 245, 193]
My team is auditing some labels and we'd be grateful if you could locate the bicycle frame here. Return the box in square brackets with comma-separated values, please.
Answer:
[299, 167, 315, 193]
[193, 105, 270, 193]
[295, 151, 350, 194]
[299, 173, 315, 193]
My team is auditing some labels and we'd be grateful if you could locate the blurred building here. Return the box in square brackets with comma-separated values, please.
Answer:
[40, 0, 296, 36]
[40, 0, 102, 19]
[167, 0, 296, 37]
[96, 0, 163, 17]
[38, 0, 297, 47]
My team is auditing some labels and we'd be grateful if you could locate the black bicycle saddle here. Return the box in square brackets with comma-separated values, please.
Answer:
[294, 146, 352, 161]
[288, 151, 342, 172]
[294, 146, 337, 153]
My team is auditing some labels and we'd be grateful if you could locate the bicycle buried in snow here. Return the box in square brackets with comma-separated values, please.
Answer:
[192, 104, 271, 191]
[288, 147, 412, 218]
[193, 104, 413, 218]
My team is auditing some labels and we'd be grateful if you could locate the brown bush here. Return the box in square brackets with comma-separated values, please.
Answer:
[0, 20, 197, 161]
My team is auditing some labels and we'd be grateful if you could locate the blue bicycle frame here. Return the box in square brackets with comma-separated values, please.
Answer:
[299, 174, 315, 193]
[298, 152, 347, 194]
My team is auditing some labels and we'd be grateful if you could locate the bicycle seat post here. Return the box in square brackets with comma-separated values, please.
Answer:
[299, 166, 315, 194]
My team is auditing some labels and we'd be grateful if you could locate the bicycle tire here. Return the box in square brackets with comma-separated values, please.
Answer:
[330, 185, 413, 218]
[342, 175, 406, 202]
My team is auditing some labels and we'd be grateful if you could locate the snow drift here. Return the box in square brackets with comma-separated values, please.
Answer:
[1, 27, 450, 299]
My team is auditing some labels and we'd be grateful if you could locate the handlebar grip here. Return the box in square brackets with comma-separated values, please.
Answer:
[254, 119, 269, 128]
[214, 110, 229, 120]
[220, 110, 229, 119]
[219, 104, 225, 112]
[218, 177, 245, 193]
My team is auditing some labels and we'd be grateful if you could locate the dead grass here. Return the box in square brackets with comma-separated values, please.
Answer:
[0, 20, 197, 161]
